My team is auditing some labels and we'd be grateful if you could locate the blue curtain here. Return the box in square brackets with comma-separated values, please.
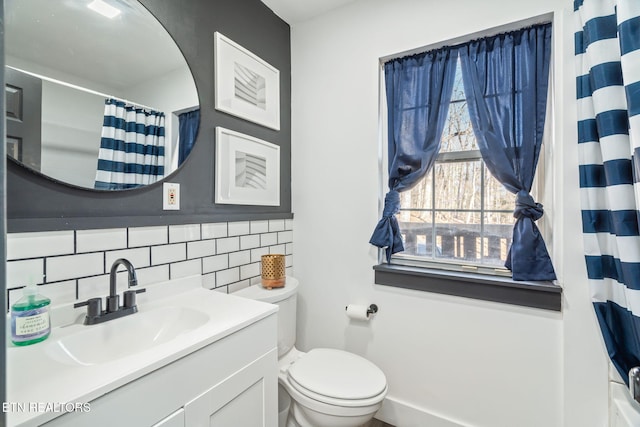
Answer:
[95, 98, 165, 190]
[575, 0, 640, 385]
[458, 23, 556, 281]
[370, 48, 457, 262]
[178, 109, 200, 166]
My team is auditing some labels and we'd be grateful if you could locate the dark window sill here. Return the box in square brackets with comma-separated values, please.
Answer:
[373, 264, 561, 311]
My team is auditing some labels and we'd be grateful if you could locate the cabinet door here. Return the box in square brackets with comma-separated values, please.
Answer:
[185, 349, 278, 427]
[152, 408, 185, 427]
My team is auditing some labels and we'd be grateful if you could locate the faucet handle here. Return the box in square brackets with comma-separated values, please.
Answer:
[74, 297, 102, 319]
[123, 288, 146, 309]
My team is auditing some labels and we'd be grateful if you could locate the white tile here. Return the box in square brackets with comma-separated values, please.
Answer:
[76, 228, 127, 253]
[8, 288, 24, 311]
[6, 259, 44, 289]
[136, 265, 170, 286]
[228, 221, 250, 236]
[201, 272, 216, 289]
[211, 286, 228, 294]
[40, 281, 77, 306]
[105, 248, 150, 270]
[47, 253, 104, 282]
[202, 222, 227, 239]
[170, 259, 202, 279]
[169, 224, 201, 243]
[240, 234, 260, 250]
[270, 245, 286, 255]
[240, 263, 260, 280]
[228, 280, 251, 293]
[285, 243, 294, 256]
[78, 274, 110, 300]
[286, 255, 293, 268]
[268, 219, 286, 232]
[260, 233, 278, 247]
[251, 247, 270, 263]
[151, 243, 187, 265]
[217, 237, 240, 254]
[7, 231, 74, 260]
[285, 219, 293, 231]
[286, 266, 293, 277]
[203, 255, 228, 274]
[250, 220, 269, 234]
[250, 276, 262, 286]
[128, 226, 168, 247]
[229, 251, 251, 268]
[278, 231, 293, 244]
[216, 268, 239, 286]
[187, 240, 216, 259]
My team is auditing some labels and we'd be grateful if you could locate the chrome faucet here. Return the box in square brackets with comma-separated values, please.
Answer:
[74, 258, 145, 325]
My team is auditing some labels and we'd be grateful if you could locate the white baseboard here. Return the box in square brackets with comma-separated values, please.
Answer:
[374, 395, 472, 427]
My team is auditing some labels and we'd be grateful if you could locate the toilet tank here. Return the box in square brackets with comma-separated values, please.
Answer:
[233, 277, 298, 357]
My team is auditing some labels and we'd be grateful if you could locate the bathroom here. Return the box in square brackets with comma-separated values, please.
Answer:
[2, 0, 639, 426]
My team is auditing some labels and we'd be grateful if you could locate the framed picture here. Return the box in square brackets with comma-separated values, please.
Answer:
[215, 127, 280, 206]
[214, 32, 280, 131]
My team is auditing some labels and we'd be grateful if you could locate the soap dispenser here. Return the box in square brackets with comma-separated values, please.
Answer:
[11, 282, 51, 346]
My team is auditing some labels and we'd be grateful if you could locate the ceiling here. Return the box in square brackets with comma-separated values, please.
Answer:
[260, 0, 358, 23]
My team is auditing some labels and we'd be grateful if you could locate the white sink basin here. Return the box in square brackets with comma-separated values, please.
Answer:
[45, 306, 209, 366]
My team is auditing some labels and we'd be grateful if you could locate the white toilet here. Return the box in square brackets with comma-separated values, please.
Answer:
[234, 277, 388, 427]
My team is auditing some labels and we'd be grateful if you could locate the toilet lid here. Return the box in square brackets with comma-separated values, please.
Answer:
[287, 348, 387, 400]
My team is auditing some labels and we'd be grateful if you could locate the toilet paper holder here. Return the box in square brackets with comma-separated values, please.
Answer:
[344, 304, 378, 316]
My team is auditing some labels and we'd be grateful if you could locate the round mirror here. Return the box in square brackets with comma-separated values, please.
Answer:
[5, 0, 200, 190]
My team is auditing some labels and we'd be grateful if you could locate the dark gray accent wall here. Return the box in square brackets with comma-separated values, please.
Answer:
[7, 0, 292, 232]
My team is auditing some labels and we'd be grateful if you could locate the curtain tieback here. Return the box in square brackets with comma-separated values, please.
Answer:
[369, 190, 404, 263]
[514, 190, 544, 221]
[382, 190, 401, 217]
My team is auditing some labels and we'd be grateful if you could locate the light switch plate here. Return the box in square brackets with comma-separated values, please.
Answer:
[163, 183, 180, 210]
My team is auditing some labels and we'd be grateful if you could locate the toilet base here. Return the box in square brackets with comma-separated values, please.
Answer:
[286, 400, 377, 427]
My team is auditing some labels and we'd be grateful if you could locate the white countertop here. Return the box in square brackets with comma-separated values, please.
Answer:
[6, 277, 277, 427]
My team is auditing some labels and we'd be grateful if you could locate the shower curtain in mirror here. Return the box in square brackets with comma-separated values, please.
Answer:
[575, 0, 640, 385]
[94, 98, 166, 190]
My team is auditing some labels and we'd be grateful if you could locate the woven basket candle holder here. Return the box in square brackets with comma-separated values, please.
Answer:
[261, 254, 286, 289]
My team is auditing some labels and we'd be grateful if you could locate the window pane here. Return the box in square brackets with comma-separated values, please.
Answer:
[398, 212, 433, 257]
[433, 211, 481, 262]
[440, 102, 478, 153]
[451, 60, 465, 101]
[484, 166, 515, 211]
[434, 161, 481, 210]
[400, 170, 432, 209]
[484, 213, 515, 265]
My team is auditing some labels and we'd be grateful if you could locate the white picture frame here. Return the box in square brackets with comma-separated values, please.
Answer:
[215, 127, 280, 206]
[214, 32, 280, 131]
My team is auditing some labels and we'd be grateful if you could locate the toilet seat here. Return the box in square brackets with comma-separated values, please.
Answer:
[286, 348, 387, 407]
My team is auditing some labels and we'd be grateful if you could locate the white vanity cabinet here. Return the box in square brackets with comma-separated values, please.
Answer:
[41, 314, 278, 427]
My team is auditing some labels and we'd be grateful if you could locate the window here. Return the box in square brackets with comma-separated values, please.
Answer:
[393, 59, 520, 275]
[374, 20, 561, 311]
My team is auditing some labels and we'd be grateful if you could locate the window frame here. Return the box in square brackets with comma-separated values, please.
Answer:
[374, 16, 561, 311]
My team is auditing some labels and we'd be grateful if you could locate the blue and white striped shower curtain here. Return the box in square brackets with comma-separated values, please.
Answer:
[575, 0, 640, 384]
[94, 98, 166, 190]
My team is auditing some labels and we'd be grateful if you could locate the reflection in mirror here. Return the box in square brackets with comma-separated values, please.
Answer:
[5, 0, 200, 190]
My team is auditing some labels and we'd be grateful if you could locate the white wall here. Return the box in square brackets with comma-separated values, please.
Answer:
[290, 1, 609, 426]
[41, 80, 104, 188]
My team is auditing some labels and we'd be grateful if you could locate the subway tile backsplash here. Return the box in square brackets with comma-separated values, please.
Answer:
[6, 220, 293, 311]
